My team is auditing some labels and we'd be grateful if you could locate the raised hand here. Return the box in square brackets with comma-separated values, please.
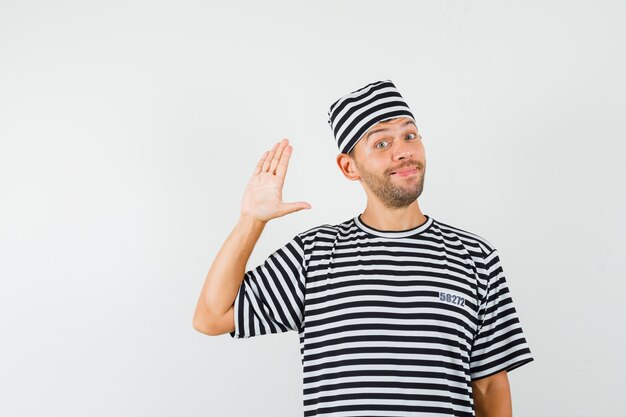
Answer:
[240, 138, 311, 223]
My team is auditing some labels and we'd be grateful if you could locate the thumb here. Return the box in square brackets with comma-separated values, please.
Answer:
[279, 201, 312, 215]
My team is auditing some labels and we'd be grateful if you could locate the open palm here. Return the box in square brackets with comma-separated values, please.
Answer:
[240, 138, 311, 223]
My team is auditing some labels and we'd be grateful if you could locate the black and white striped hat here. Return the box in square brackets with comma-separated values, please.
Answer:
[327, 79, 417, 155]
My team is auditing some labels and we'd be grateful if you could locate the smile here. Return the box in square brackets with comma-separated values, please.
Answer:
[391, 167, 419, 177]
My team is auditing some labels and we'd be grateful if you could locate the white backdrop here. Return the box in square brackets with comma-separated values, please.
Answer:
[1, 1, 625, 416]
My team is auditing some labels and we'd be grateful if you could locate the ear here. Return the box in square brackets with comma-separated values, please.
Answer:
[336, 153, 360, 181]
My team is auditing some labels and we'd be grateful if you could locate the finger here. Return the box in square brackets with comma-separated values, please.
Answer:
[279, 201, 312, 216]
[262, 141, 280, 173]
[269, 139, 289, 175]
[253, 150, 269, 175]
[274, 144, 292, 179]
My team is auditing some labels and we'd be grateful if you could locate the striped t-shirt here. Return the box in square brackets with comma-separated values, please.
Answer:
[229, 213, 534, 416]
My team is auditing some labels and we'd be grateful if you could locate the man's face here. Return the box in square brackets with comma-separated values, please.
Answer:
[348, 116, 426, 209]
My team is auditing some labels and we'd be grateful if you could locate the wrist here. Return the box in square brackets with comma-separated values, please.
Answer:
[238, 214, 267, 229]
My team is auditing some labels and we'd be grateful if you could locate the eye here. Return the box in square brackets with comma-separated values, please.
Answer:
[374, 133, 418, 149]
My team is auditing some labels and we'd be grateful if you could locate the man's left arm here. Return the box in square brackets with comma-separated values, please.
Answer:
[471, 370, 512, 417]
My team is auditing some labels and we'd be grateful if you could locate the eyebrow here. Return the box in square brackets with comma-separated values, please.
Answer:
[365, 119, 417, 142]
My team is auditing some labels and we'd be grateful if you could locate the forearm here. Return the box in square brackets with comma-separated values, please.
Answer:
[195, 215, 266, 321]
[472, 371, 512, 417]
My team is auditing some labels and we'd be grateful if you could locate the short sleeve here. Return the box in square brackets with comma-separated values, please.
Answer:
[229, 234, 306, 339]
[469, 248, 534, 380]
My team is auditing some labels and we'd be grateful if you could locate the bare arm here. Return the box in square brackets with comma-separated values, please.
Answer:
[192, 215, 266, 335]
[471, 370, 512, 417]
[192, 138, 311, 335]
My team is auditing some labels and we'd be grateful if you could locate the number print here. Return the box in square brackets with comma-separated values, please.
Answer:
[438, 292, 465, 306]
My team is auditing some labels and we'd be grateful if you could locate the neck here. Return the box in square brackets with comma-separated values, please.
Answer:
[360, 200, 427, 231]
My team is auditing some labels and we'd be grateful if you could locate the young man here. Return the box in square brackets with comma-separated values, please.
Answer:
[193, 79, 534, 417]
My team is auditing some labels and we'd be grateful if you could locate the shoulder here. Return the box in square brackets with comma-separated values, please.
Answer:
[431, 217, 497, 257]
[297, 217, 353, 242]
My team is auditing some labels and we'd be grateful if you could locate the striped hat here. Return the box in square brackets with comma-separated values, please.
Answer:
[327, 79, 417, 155]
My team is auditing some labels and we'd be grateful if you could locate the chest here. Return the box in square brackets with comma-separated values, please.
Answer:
[304, 242, 481, 351]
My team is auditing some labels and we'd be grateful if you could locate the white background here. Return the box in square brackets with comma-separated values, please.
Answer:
[1, 1, 625, 416]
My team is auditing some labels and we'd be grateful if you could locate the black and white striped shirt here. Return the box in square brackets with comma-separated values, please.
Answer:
[230, 214, 534, 416]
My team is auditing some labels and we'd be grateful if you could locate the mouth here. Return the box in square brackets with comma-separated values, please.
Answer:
[390, 166, 420, 176]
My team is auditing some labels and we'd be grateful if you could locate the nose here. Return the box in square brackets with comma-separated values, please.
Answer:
[393, 140, 414, 160]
